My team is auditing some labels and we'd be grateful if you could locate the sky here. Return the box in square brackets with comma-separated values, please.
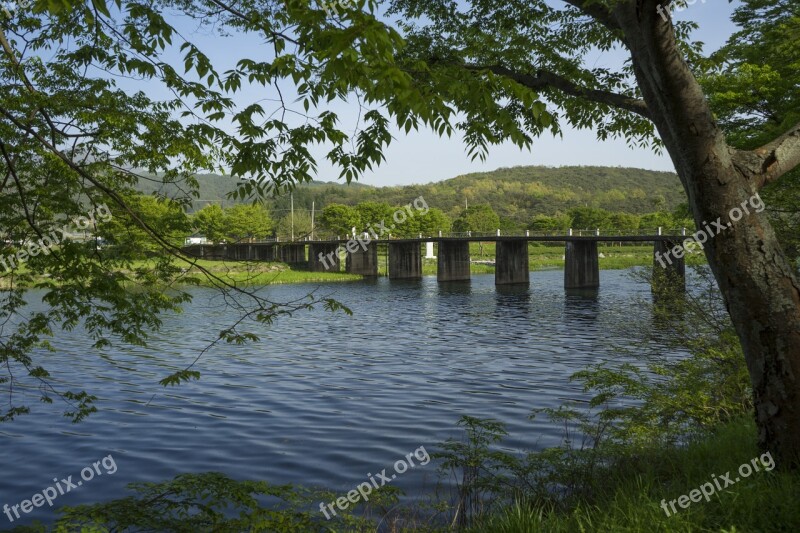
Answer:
[133, 0, 742, 187]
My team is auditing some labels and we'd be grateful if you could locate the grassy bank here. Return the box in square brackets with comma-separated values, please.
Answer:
[177, 259, 363, 286]
[470, 417, 800, 532]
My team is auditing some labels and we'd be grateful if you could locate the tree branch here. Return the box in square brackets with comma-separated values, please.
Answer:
[468, 64, 652, 119]
[561, 0, 621, 32]
[733, 120, 800, 189]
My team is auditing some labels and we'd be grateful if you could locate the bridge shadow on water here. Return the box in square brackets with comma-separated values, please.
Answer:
[436, 279, 473, 296]
[563, 287, 601, 324]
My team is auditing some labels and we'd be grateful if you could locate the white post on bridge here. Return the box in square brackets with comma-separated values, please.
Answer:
[425, 241, 436, 259]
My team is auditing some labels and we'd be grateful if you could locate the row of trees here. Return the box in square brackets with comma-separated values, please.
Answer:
[181, 200, 696, 244]
[530, 205, 694, 233]
[319, 202, 694, 237]
[317, 202, 450, 237]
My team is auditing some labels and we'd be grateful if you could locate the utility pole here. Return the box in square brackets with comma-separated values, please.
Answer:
[311, 201, 315, 240]
[290, 193, 294, 241]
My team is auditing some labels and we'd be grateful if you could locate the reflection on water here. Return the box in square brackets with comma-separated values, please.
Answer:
[1, 269, 684, 526]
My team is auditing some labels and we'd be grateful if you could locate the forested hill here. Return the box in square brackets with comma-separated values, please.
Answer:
[139, 166, 685, 227]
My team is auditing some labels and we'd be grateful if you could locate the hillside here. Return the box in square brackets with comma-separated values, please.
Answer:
[137, 166, 685, 227]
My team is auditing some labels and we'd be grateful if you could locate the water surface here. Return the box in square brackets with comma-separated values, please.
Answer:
[0, 269, 678, 526]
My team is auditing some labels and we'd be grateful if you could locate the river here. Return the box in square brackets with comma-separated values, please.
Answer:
[0, 269, 683, 526]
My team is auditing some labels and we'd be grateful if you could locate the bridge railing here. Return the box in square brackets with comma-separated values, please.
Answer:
[185, 228, 693, 245]
[397, 227, 691, 239]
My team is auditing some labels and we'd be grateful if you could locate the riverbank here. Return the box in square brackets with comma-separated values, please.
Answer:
[37, 416, 800, 532]
[468, 417, 800, 532]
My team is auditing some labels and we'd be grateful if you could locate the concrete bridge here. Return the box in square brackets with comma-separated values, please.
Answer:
[183, 230, 689, 289]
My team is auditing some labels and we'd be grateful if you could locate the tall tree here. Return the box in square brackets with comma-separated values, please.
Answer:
[452, 204, 500, 234]
[223, 204, 274, 242]
[568, 207, 611, 231]
[318, 204, 362, 236]
[355, 201, 395, 231]
[384, 0, 800, 467]
[699, 0, 800, 263]
[101, 194, 191, 254]
[393, 206, 451, 236]
[275, 210, 313, 240]
[192, 204, 226, 243]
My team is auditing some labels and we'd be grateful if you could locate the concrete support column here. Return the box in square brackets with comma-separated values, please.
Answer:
[495, 240, 529, 285]
[184, 245, 202, 259]
[652, 239, 686, 291]
[346, 243, 378, 276]
[229, 244, 247, 260]
[254, 244, 275, 262]
[565, 240, 599, 289]
[279, 244, 306, 264]
[309, 243, 341, 272]
[206, 244, 224, 260]
[388, 242, 422, 280]
[437, 240, 470, 282]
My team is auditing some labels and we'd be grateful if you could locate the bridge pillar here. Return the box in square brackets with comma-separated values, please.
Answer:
[346, 243, 378, 276]
[495, 240, 529, 285]
[208, 244, 225, 260]
[565, 240, 599, 289]
[653, 239, 686, 291]
[437, 240, 470, 282]
[254, 244, 275, 262]
[389, 242, 422, 280]
[229, 243, 248, 260]
[183, 245, 203, 259]
[279, 244, 306, 265]
[309, 243, 341, 272]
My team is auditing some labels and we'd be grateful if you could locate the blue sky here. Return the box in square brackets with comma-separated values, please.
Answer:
[151, 0, 741, 187]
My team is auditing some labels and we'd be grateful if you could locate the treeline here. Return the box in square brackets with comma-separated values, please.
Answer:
[138, 165, 686, 224]
[269, 166, 686, 229]
[131, 165, 695, 243]
[183, 201, 693, 244]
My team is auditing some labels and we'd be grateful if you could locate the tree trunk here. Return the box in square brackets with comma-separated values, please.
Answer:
[619, 5, 800, 467]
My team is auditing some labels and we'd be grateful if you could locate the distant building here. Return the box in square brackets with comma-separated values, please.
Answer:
[184, 235, 208, 245]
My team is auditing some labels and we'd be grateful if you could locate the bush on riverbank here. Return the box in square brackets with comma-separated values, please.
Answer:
[467, 417, 800, 532]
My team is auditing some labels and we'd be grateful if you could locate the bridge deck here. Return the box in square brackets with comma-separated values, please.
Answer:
[252, 235, 687, 245]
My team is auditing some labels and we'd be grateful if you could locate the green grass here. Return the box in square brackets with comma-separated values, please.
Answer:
[468, 417, 800, 532]
[178, 259, 363, 286]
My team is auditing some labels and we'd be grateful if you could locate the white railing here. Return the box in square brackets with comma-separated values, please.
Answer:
[186, 228, 691, 244]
